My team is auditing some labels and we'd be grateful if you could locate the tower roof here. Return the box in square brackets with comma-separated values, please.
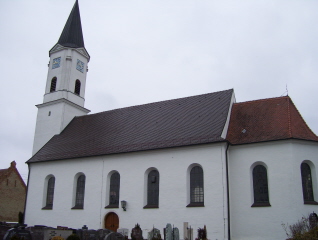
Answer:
[57, 0, 85, 48]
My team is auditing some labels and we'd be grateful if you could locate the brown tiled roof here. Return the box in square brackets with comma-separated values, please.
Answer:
[226, 96, 318, 145]
[28, 89, 234, 163]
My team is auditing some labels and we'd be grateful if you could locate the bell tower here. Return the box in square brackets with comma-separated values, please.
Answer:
[32, 0, 90, 155]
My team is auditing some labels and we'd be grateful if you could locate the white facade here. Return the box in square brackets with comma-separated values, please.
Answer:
[229, 140, 318, 240]
[25, 143, 229, 240]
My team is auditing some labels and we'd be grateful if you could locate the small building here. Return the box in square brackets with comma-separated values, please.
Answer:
[0, 161, 26, 222]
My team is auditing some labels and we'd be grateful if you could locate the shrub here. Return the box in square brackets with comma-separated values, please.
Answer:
[51, 236, 65, 240]
[66, 234, 80, 240]
[282, 213, 318, 240]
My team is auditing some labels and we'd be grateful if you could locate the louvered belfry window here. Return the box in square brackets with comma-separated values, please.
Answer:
[147, 170, 159, 207]
[74, 80, 81, 95]
[75, 175, 85, 208]
[45, 177, 55, 208]
[301, 163, 314, 202]
[190, 166, 204, 204]
[50, 77, 57, 92]
[109, 172, 120, 206]
[253, 165, 269, 205]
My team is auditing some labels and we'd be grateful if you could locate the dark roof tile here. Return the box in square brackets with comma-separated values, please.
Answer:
[28, 89, 233, 163]
[57, 0, 85, 48]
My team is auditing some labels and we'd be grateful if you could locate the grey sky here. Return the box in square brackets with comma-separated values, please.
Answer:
[1, 0, 318, 183]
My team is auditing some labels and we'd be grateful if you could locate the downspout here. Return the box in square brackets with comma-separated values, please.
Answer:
[23, 163, 31, 224]
[225, 142, 231, 240]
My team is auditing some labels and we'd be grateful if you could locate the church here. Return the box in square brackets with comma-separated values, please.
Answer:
[24, 1, 318, 240]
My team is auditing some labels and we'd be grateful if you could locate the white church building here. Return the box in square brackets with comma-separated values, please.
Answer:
[24, 1, 318, 240]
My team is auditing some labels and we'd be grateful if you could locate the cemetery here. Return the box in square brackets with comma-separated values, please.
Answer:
[0, 222, 205, 240]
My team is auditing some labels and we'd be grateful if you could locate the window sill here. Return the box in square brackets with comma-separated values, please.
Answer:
[186, 203, 205, 207]
[105, 205, 119, 209]
[143, 205, 159, 209]
[42, 206, 53, 210]
[71, 206, 84, 210]
[304, 201, 318, 205]
[251, 202, 271, 207]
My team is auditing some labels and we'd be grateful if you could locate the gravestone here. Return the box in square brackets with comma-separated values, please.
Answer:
[27, 225, 49, 240]
[97, 229, 111, 240]
[104, 232, 124, 240]
[80, 229, 99, 240]
[131, 224, 143, 240]
[3, 227, 32, 240]
[43, 228, 73, 240]
[147, 228, 161, 240]
[164, 224, 172, 240]
[173, 228, 179, 240]
[117, 228, 129, 237]
[182, 223, 193, 240]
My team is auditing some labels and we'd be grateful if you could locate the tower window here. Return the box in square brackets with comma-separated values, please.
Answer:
[74, 80, 81, 95]
[50, 77, 57, 92]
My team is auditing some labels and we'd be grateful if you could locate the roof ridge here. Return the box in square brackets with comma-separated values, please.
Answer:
[287, 97, 292, 137]
[76, 89, 234, 119]
[288, 98, 318, 139]
[235, 95, 289, 105]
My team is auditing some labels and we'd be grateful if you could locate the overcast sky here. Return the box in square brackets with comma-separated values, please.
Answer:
[1, 0, 318, 183]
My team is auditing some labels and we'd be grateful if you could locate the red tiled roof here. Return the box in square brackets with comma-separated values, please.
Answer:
[226, 96, 318, 145]
[28, 89, 234, 163]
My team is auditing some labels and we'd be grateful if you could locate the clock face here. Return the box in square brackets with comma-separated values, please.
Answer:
[52, 57, 61, 69]
[76, 59, 84, 73]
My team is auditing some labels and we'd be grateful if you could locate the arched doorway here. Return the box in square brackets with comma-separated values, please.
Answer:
[104, 212, 119, 232]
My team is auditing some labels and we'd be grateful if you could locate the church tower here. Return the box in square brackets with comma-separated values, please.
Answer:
[32, 0, 90, 155]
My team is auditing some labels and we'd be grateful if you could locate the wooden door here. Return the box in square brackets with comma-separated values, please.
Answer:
[105, 212, 119, 232]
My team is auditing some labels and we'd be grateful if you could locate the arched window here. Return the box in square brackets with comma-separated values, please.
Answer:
[74, 80, 81, 95]
[43, 176, 55, 209]
[73, 174, 85, 209]
[50, 77, 57, 92]
[108, 172, 120, 207]
[189, 166, 204, 206]
[301, 163, 316, 203]
[252, 165, 270, 207]
[145, 170, 159, 208]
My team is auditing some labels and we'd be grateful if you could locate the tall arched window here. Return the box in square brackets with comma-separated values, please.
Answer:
[50, 77, 57, 92]
[108, 172, 120, 207]
[301, 163, 316, 204]
[188, 166, 204, 206]
[252, 165, 270, 207]
[145, 170, 159, 208]
[74, 80, 81, 95]
[43, 176, 55, 209]
[73, 174, 85, 209]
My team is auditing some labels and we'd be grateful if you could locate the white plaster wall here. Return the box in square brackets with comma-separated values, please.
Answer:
[32, 101, 88, 155]
[25, 143, 229, 240]
[228, 140, 318, 240]
[44, 91, 85, 107]
[45, 48, 88, 106]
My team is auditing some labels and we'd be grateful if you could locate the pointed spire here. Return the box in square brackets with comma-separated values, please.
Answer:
[57, 0, 85, 48]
